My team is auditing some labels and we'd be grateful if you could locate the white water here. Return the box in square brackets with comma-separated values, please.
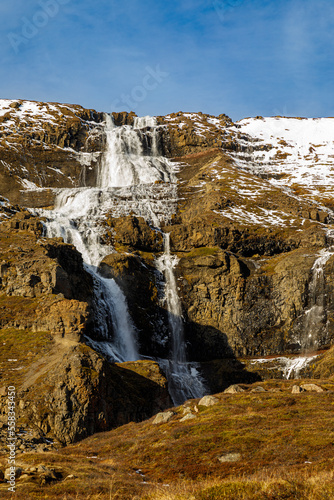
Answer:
[250, 355, 318, 379]
[97, 114, 171, 188]
[302, 230, 334, 350]
[38, 113, 206, 402]
[44, 195, 139, 362]
[157, 233, 207, 405]
[40, 113, 177, 362]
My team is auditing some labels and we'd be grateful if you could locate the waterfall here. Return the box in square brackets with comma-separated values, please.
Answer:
[157, 233, 207, 405]
[43, 193, 139, 362]
[37, 113, 206, 402]
[97, 114, 171, 189]
[157, 233, 186, 363]
[302, 230, 334, 351]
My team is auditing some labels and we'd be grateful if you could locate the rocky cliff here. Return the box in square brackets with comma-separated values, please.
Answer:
[1, 99, 334, 445]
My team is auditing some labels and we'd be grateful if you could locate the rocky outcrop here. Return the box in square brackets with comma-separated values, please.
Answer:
[0, 340, 171, 446]
[176, 245, 334, 359]
[0, 211, 93, 338]
[157, 112, 233, 157]
[101, 215, 163, 252]
[111, 111, 137, 126]
[0, 99, 105, 206]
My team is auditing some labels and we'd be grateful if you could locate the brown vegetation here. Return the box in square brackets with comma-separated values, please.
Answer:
[1, 381, 334, 499]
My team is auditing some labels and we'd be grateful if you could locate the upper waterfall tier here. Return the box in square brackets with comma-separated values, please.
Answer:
[97, 114, 174, 188]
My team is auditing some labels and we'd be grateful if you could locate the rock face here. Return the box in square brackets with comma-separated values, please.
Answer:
[0, 340, 171, 445]
[0, 211, 93, 339]
[0, 99, 105, 207]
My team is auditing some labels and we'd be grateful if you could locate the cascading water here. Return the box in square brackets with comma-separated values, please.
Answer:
[38, 113, 206, 403]
[157, 233, 207, 405]
[302, 229, 334, 351]
[97, 114, 171, 189]
[43, 185, 139, 363]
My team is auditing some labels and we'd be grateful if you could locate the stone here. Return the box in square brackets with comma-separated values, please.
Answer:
[180, 413, 196, 422]
[291, 385, 305, 394]
[218, 453, 241, 463]
[18, 474, 32, 482]
[224, 385, 245, 394]
[152, 411, 174, 425]
[250, 386, 266, 393]
[64, 474, 77, 481]
[198, 395, 219, 406]
[4, 467, 22, 480]
[300, 383, 324, 393]
[182, 406, 192, 414]
[37, 465, 51, 473]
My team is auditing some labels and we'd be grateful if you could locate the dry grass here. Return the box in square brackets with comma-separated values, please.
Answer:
[143, 469, 334, 499]
[1, 384, 334, 499]
[0, 327, 54, 387]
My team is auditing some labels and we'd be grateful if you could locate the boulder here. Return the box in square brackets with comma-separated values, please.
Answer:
[198, 395, 219, 406]
[180, 413, 196, 422]
[291, 385, 305, 394]
[152, 411, 174, 425]
[250, 386, 266, 393]
[300, 383, 324, 393]
[224, 384, 245, 394]
[218, 453, 241, 463]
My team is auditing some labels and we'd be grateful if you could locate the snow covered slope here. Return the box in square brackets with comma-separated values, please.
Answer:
[229, 116, 334, 206]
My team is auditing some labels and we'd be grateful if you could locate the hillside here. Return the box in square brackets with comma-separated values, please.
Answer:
[1, 373, 334, 498]
[1, 99, 334, 495]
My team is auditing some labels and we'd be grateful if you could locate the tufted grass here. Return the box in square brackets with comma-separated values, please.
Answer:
[1, 382, 334, 499]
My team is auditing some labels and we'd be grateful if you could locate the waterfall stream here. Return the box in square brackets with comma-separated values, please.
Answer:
[302, 230, 334, 351]
[38, 114, 206, 403]
[157, 233, 207, 405]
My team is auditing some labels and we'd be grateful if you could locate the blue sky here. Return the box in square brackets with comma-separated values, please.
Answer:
[0, 0, 333, 121]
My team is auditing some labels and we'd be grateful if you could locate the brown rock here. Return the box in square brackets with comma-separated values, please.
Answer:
[152, 411, 174, 424]
[300, 383, 324, 393]
[224, 384, 245, 394]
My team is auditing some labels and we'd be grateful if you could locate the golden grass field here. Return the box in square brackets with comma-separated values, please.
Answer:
[1, 376, 334, 499]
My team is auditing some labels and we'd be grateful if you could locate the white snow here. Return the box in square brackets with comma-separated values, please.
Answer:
[229, 117, 334, 202]
[250, 354, 318, 379]
[20, 178, 41, 190]
[214, 206, 295, 228]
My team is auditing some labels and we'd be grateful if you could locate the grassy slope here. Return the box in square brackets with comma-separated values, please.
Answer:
[1, 379, 334, 499]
